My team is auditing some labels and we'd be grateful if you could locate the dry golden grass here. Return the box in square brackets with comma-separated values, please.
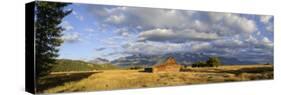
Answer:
[38, 64, 273, 93]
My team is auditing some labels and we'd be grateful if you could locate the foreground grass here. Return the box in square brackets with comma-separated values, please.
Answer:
[38, 64, 273, 93]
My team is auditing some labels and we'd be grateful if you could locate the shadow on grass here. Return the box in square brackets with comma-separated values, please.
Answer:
[180, 66, 273, 75]
[138, 68, 153, 73]
[37, 72, 100, 92]
[180, 68, 193, 72]
[215, 66, 273, 76]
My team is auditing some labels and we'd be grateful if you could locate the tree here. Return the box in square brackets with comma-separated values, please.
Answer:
[206, 57, 221, 67]
[192, 61, 206, 67]
[35, 1, 71, 77]
[192, 57, 222, 68]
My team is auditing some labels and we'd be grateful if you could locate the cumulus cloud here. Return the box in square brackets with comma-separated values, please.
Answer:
[213, 39, 244, 48]
[259, 15, 273, 32]
[266, 25, 273, 32]
[62, 32, 81, 43]
[87, 6, 194, 30]
[82, 5, 272, 61]
[72, 10, 84, 21]
[87, 6, 259, 41]
[85, 28, 95, 32]
[122, 41, 184, 55]
[61, 21, 74, 31]
[191, 42, 211, 51]
[208, 13, 257, 34]
[138, 28, 219, 43]
[115, 28, 130, 37]
[105, 14, 125, 24]
[261, 37, 273, 48]
[95, 47, 106, 51]
[260, 15, 273, 24]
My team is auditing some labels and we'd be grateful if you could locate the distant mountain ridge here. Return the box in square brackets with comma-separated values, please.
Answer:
[111, 52, 271, 67]
[88, 58, 110, 64]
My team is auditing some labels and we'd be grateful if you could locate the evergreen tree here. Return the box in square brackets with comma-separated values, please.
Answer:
[35, 1, 71, 77]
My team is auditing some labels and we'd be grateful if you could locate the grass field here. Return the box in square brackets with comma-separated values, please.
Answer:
[37, 64, 273, 93]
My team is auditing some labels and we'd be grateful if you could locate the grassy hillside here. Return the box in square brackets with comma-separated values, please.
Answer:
[98, 64, 120, 70]
[51, 59, 119, 72]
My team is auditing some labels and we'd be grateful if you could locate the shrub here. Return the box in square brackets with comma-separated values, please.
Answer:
[206, 57, 221, 67]
[144, 68, 153, 72]
[129, 66, 143, 70]
[192, 61, 207, 67]
[191, 57, 221, 68]
[180, 65, 188, 69]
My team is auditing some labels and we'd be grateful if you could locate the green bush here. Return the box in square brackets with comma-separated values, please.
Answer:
[191, 61, 207, 67]
[206, 57, 221, 67]
[129, 66, 143, 70]
[191, 57, 221, 67]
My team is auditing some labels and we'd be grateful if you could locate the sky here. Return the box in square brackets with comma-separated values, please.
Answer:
[58, 3, 274, 62]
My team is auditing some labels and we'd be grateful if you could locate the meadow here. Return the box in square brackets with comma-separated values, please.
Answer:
[37, 64, 273, 93]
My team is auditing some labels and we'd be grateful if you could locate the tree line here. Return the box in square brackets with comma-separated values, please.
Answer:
[192, 57, 221, 67]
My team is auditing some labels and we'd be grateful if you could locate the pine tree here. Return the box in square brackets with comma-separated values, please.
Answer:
[35, 1, 71, 77]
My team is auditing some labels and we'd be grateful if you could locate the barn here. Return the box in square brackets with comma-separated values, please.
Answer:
[152, 56, 181, 73]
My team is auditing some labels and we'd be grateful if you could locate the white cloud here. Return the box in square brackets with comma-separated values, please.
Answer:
[262, 37, 271, 43]
[115, 28, 130, 37]
[84, 5, 272, 60]
[72, 11, 84, 21]
[191, 42, 211, 51]
[260, 15, 272, 24]
[88, 6, 194, 29]
[138, 28, 219, 43]
[88, 6, 259, 40]
[123, 41, 184, 55]
[100, 36, 130, 50]
[243, 35, 273, 49]
[245, 35, 258, 43]
[259, 15, 273, 32]
[85, 28, 95, 32]
[208, 13, 257, 34]
[266, 23, 273, 32]
[213, 39, 244, 48]
[95, 47, 106, 51]
[61, 21, 74, 31]
[62, 32, 81, 43]
[261, 37, 273, 47]
[105, 14, 125, 24]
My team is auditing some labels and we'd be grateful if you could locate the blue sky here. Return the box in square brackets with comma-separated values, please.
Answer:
[58, 3, 273, 62]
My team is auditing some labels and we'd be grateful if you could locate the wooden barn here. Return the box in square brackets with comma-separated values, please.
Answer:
[152, 56, 181, 73]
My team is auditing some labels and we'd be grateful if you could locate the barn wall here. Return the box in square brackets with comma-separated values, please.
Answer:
[153, 65, 181, 73]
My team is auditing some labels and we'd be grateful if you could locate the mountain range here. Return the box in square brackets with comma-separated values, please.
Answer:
[88, 58, 110, 64]
[110, 52, 272, 67]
